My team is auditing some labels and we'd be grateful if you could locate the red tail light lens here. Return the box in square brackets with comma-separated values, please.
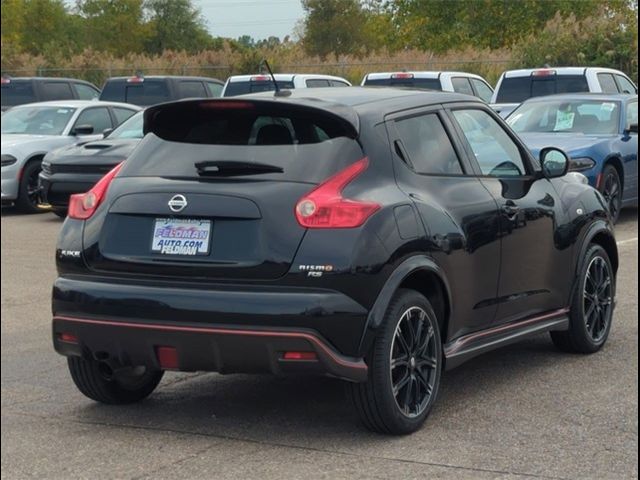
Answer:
[68, 162, 123, 220]
[295, 158, 380, 229]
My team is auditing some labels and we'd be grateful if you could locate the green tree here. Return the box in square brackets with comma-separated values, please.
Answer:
[144, 0, 213, 53]
[301, 0, 371, 59]
[1, 0, 25, 49]
[76, 0, 148, 54]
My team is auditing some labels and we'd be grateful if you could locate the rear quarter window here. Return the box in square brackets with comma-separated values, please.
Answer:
[41, 82, 74, 101]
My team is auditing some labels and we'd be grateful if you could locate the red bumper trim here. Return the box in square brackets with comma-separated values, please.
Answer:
[53, 315, 368, 376]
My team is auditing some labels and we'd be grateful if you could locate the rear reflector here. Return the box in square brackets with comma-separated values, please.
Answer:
[295, 157, 380, 229]
[58, 332, 78, 343]
[532, 69, 556, 77]
[156, 346, 179, 369]
[283, 351, 317, 360]
[391, 73, 414, 79]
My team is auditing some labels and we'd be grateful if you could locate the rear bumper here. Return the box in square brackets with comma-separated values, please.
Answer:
[52, 276, 370, 382]
[53, 315, 368, 382]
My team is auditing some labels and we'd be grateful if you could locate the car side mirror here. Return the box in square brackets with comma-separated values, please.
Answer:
[540, 147, 569, 179]
[72, 124, 94, 136]
[102, 127, 114, 138]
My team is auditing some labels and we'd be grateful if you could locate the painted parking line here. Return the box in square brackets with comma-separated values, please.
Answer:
[617, 237, 638, 246]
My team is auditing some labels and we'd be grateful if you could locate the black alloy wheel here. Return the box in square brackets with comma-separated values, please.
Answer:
[599, 165, 622, 223]
[551, 244, 615, 354]
[348, 289, 442, 434]
[390, 306, 439, 418]
[582, 255, 614, 343]
[16, 161, 44, 213]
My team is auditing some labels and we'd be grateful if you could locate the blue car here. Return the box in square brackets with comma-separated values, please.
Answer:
[507, 93, 638, 222]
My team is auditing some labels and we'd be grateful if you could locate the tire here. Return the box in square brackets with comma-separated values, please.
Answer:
[16, 160, 44, 214]
[52, 208, 67, 219]
[598, 164, 622, 223]
[67, 356, 164, 404]
[347, 288, 442, 435]
[551, 244, 615, 354]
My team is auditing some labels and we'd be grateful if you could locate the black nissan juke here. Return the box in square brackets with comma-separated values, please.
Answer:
[52, 88, 618, 434]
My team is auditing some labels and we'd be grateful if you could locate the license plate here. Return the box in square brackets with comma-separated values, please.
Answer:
[151, 218, 211, 256]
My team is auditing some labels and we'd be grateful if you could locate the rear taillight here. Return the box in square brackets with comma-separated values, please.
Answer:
[295, 158, 380, 229]
[68, 162, 123, 220]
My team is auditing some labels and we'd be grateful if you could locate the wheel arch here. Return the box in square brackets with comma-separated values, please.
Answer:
[357, 255, 452, 356]
[571, 221, 619, 301]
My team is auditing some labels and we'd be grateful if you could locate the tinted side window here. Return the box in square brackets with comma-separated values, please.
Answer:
[395, 113, 463, 175]
[74, 107, 112, 133]
[306, 79, 330, 88]
[471, 79, 494, 103]
[330, 80, 349, 87]
[451, 77, 474, 96]
[73, 83, 100, 100]
[452, 109, 526, 177]
[627, 101, 638, 129]
[616, 75, 637, 94]
[1, 82, 36, 106]
[113, 107, 137, 125]
[177, 81, 207, 99]
[41, 82, 74, 101]
[206, 82, 223, 97]
[598, 73, 619, 93]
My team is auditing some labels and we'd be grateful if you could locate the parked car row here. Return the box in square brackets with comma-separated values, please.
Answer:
[1, 67, 637, 219]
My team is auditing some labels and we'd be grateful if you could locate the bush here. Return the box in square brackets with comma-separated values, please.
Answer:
[512, 10, 638, 84]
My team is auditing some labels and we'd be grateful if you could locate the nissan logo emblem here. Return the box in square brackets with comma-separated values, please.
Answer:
[168, 194, 188, 213]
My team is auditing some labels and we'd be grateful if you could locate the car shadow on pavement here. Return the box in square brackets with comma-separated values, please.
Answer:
[70, 334, 574, 441]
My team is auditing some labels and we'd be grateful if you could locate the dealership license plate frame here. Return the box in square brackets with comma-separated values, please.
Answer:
[151, 218, 212, 256]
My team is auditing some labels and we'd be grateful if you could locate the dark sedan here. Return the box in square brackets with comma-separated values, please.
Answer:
[507, 93, 638, 222]
[39, 111, 143, 217]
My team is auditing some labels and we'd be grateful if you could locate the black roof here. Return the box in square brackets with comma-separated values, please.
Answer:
[247, 86, 481, 124]
[144, 87, 482, 136]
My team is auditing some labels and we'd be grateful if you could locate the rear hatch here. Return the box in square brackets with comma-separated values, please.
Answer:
[83, 98, 363, 280]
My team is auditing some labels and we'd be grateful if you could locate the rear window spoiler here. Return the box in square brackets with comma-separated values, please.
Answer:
[143, 98, 360, 142]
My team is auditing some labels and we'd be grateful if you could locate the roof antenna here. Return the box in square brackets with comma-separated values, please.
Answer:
[262, 59, 291, 97]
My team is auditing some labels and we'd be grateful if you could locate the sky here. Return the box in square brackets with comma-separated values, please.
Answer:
[193, 0, 306, 40]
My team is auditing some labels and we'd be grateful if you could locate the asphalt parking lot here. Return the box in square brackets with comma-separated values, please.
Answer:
[1, 207, 637, 480]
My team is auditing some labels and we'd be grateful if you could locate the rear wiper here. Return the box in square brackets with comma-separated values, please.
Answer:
[194, 161, 284, 176]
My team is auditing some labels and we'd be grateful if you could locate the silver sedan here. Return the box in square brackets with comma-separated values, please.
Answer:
[1, 100, 140, 212]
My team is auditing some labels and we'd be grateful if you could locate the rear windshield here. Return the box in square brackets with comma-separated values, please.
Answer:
[223, 80, 295, 97]
[363, 77, 442, 91]
[123, 102, 363, 183]
[1, 81, 36, 106]
[100, 79, 171, 105]
[496, 75, 589, 103]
